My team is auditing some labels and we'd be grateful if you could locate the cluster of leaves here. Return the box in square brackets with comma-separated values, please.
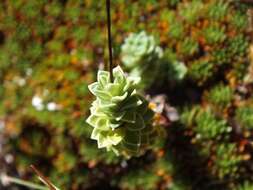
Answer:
[0, 0, 253, 190]
[121, 31, 164, 88]
[118, 0, 250, 88]
[86, 66, 159, 157]
[156, 0, 250, 86]
[180, 81, 253, 186]
[121, 31, 187, 89]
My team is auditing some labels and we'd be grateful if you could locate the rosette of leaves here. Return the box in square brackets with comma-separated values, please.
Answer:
[121, 31, 163, 89]
[181, 106, 231, 141]
[194, 109, 232, 140]
[187, 58, 215, 85]
[206, 0, 228, 21]
[211, 143, 242, 179]
[86, 66, 158, 157]
[236, 106, 253, 130]
[207, 84, 233, 110]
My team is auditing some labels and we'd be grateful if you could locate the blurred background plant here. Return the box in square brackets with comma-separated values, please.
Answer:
[0, 0, 253, 190]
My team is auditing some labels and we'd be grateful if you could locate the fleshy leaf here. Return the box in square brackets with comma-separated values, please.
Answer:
[86, 66, 158, 157]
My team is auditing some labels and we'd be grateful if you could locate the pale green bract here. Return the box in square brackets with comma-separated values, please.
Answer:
[121, 31, 163, 88]
[86, 66, 158, 157]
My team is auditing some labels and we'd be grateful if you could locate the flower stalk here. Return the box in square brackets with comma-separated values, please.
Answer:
[106, 0, 114, 82]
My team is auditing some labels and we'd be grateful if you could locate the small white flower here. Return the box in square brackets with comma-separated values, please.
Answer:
[0, 173, 10, 186]
[5, 154, 14, 164]
[120, 161, 128, 168]
[196, 134, 202, 139]
[17, 78, 26, 86]
[47, 102, 60, 111]
[26, 68, 33, 76]
[32, 95, 44, 111]
[227, 127, 232, 133]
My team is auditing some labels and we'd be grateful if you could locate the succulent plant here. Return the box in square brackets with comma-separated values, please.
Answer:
[121, 31, 163, 68]
[195, 109, 232, 140]
[178, 37, 199, 57]
[121, 31, 163, 88]
[202, 23, 226, 45]
[86, 66, 158, 157]
[179, 0, 203, 24]
[182, 106, 231, 141]
[212, 143, 242, 179]
[163, 0, 250, 86]
[188, 59, 214, 85]
[231, 11, 248, 31]
[207, 84, 233, 109]
[236, 106, 253, 130]
[167, 61, 188, 81]
[206, 0, 228, 20]
[168, 17, 184, 40]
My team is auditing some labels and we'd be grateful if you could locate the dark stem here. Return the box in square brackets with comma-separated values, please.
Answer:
[106, 0, 114, 82]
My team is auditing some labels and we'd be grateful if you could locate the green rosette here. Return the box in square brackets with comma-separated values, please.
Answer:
[121, 31, 163, 89]
[86, 66, 158, 157]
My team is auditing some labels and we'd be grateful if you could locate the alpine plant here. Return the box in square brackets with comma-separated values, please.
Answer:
[86, 66, 159, 157]
[121, 31, 163, 88]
